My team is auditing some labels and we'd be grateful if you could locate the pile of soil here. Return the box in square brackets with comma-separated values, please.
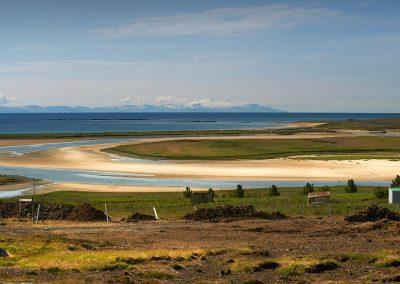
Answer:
[42, 203, 76, 220]
[345, 205, 400, 223]
[122, 212, 156, 222]
[184, 205, 286, 222]
[0, 201, 106, 222]
[67, 203, 107, 222]
[0, 202, 20, 218]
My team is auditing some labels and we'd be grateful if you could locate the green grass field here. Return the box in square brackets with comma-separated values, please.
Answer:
[4, 185, 397, 219]
[0, 175, 33, 186]
[317, 118, 400, 131]
[0, 175, 18, 185]
[0, 127, 320, 140]
[104, 136, 400, 160]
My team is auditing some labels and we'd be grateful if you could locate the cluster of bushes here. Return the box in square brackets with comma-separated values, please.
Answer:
[183, 184, 278, 199]
[182, 174, 399, 200]
[183, 187, 216, 198]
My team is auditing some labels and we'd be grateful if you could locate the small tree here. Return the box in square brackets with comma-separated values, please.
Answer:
[345, 179, 357, 193]
[268, 184, 280, 197]
[302, 183, 314, 195]
[373, 187, 388, 199]
[183, 186, 192, 198]
[319, 185, 330, 192]
[234, 184, 245, 198]
[208, 188, 215, 199]
[391, 175, 400, 187]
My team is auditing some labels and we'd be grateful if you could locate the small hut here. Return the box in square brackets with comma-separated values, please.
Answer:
[389, 188, 400, 204]
[307, 192, 330, 205]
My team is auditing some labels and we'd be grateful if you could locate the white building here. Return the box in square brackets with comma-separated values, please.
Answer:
[389, 188, 400, 204]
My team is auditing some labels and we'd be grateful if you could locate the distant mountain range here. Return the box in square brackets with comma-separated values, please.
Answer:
[0, 104, 284, 113]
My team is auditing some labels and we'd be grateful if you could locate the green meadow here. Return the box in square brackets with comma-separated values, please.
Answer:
[104, 136, 400, 160]
[3, 185, 397, 219]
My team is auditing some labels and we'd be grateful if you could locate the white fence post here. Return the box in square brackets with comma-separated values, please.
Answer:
[35, 204, 41, 224]
[153, 207, 159, 220]
[105, 203, 109, 222]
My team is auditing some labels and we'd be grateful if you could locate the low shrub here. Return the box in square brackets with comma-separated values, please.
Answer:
[373, 187, 388, 199]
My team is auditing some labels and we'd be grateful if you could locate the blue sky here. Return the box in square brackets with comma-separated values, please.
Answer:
[0, 0, 399, 111]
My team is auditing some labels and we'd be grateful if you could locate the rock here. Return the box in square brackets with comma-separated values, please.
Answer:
[218, 268, 232, 277]
[0, 249, 9, 257]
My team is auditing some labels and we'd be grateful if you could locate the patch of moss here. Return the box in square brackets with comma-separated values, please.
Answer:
[377, 258, 400, 268]
[94, 263, 128, 271]
[277, 264, 304, 276]
[115, 256, 145, 265]
[46, 267, 62, 274]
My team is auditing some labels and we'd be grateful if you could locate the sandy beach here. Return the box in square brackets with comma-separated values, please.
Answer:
[0, 130, 399, 194]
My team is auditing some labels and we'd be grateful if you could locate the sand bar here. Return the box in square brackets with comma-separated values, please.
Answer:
[0, 132, 398, 185]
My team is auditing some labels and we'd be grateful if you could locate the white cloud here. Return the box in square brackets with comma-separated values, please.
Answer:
[0, 91, 15, 105]
[94, 4, 341, 38]
[187, 97, 237, 108]
[155, 96, 239, 108]
[119, 96, 132, 104]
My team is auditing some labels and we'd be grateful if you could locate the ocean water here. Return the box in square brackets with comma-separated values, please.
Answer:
[0, 112, 399, 134]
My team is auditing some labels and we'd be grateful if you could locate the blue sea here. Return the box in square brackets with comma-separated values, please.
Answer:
[0, 112, 399, 134]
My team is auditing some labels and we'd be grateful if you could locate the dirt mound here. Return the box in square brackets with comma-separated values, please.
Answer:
[0, 201, 106, 222]
[0, 202, 19, 218]
[122, 212, 156, 222]
[345, 205, 400, 223]
[42, 203, 75, 220]
[184, 205, 286, 222]
[67, 203, 106, 222]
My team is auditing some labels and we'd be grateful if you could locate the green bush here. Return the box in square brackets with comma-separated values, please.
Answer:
[302, 183, 314, 195]
[183, 186, 192, 198]
[268, 185, 280, 197]
[234, 184, 245, 198]
[208, 188, 215, 198]
[319, 185, 330, 192]
[373, 187, 388, 199]
[391, 175, 400, 187]
[345, 179, 357, 193]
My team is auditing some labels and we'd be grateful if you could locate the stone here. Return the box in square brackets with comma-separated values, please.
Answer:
[0, 249, 9, 257]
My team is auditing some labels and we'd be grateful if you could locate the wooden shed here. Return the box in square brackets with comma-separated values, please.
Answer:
[307, 192, 330, 205]
[389, 188, 400, 204]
